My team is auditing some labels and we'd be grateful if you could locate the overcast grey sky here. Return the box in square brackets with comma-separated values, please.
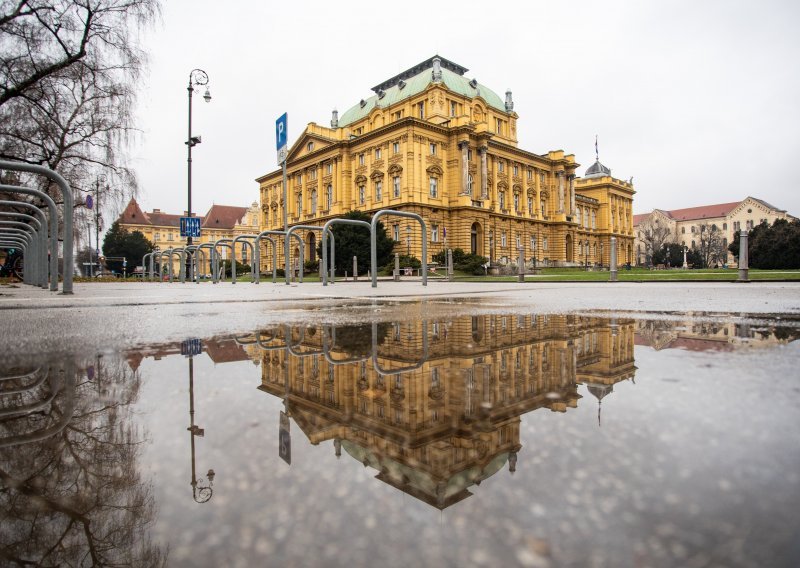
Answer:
[130, 0, 800, 219]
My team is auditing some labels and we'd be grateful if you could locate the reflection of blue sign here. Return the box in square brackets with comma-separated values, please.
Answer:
[276, 112, 288, 164]
[181, 339, 202, 357]
[180, 217, 201, 238]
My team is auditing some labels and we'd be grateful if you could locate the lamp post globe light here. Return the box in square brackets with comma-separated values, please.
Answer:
[186, 69, 211, 275]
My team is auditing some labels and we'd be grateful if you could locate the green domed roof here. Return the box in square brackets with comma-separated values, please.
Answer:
[338, 59, 507, 127]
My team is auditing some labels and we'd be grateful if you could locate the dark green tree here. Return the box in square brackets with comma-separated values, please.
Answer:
[732, 219, 800, 269]
[318, 211, 393, 275]
[102, 220, 154, 274]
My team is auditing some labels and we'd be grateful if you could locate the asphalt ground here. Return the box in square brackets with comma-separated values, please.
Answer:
[1, 279, 799, 360]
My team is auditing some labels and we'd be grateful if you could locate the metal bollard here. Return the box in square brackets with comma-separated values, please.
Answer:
[394, 253, 400, 281]
[447, 248, 454, 282]
[353, 256, 358, 282]
[737, 230, 749, 282]
[518, 247, 525, 282]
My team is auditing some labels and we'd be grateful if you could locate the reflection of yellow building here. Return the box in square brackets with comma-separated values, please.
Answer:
[250, 314, 636, 508]
[256, 56, 635, 270]
[116, 199, 260, 272]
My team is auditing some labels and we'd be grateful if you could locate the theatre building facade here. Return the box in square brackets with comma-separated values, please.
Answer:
[256, 56, 635, 269]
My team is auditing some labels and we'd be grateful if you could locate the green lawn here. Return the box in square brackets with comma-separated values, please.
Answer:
[449, 268, 800, 282]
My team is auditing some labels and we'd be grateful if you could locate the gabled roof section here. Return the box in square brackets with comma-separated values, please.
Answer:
[286, 130, 337, 162]
[667, 202, 740, 221]
[119, 198, 150, 225]
[338, 58, 505, 127]
[202, 205, 249, 229]
[147, 211, 185, 228]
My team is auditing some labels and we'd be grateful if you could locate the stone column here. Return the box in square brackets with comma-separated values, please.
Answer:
[459, 141, 469, 195]
[568, 174, 576, 216]
[557, 172, 564, 214]
[479, 146, 488, 200]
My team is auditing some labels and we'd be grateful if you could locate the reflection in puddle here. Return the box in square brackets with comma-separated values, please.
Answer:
[1, 314, 798, 566]
[245, 316, 636, 509]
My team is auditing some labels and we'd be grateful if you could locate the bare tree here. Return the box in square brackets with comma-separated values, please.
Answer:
[0, 0, 158, 107]
[696, 223, 727, 268]
[0, 0, 160, 236]
[637, 216, 672, 266]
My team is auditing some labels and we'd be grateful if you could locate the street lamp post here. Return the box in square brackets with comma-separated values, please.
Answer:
[186, 69, 212, 275]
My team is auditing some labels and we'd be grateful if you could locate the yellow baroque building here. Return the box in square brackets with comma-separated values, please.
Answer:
[257, 56, 635, 269]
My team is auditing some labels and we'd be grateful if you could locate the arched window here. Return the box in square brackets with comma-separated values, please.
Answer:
[310, 189, 317, 214]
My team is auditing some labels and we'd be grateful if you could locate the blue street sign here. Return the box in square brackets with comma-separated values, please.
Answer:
[85, 195, 93, 209]
[180, 216, 201, 238]
[276, 112, 288, 164]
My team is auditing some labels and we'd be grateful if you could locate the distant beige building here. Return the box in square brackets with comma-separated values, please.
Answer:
[633, 197, 794, 266]
[117, 199, 260, 272]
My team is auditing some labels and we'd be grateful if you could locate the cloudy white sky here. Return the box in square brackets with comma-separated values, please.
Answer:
[130, 0, 800, 220]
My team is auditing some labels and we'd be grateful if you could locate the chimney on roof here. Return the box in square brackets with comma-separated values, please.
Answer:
[432, 57, 442, 83]
[505, 89, 514, 112]
[398, 79, 406, 90]
[183, 211, 188, 216]
[152, 208, 160, 213]
[330, 108, 338, 128]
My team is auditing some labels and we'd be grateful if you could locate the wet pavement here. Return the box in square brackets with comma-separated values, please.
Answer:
[1, 282, 800, 566]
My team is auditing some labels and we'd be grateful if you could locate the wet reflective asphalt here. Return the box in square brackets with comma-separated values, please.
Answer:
[2, 312, 799, 567]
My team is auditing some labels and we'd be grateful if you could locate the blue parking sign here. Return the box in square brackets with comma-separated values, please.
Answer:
[276, 112, 288, 164]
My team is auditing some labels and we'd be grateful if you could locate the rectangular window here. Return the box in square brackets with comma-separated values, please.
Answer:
[513, 165, 519, 176]
[468, 149, 473, 161]
[496, 118, 503, 134]
[430, 143, 437, 155]
[514, 193, 520, 211]
[375, 181, 382, 201]
[498, 161, 504, 173]
[154, 232, 160, 241]
[431, 224, 439, 242]
[310, 168, 317, 180]
[375, 148, 381, 159]
[296, 173, 302, 184]
[359, 186, 365, 205]
[543, 237, 548, 250]
[393, 224, 400, 241]
[450, 101, 458, 116]
[429, 177, 438, 198]
[326, 163, 332, 174]
[418, 101, 425, 118]
[530, 236, 536, 250]
[527, 169, 533, 180]
[393, 142, 399, 154]
[168, 233, 174, 241]
[527, 197, 533, 213]
[501, 232, 507, 247]
[515, 234, 521, 248]
[359, 153, 365, 166]
[393, 176, 401, 198]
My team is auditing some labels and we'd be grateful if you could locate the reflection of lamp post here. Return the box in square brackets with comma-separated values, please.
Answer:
[406, 225, 411, 256]
[187, 354, 215, 503]
[186, 69, 212, 275]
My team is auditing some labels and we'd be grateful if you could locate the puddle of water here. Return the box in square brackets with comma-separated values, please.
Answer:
[2, 314, 799, 567]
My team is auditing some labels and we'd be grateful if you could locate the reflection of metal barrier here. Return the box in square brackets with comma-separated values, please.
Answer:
[322, 326, 370, 364]
[0, 363, 76, 449]
[371, 321, 429, 376]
